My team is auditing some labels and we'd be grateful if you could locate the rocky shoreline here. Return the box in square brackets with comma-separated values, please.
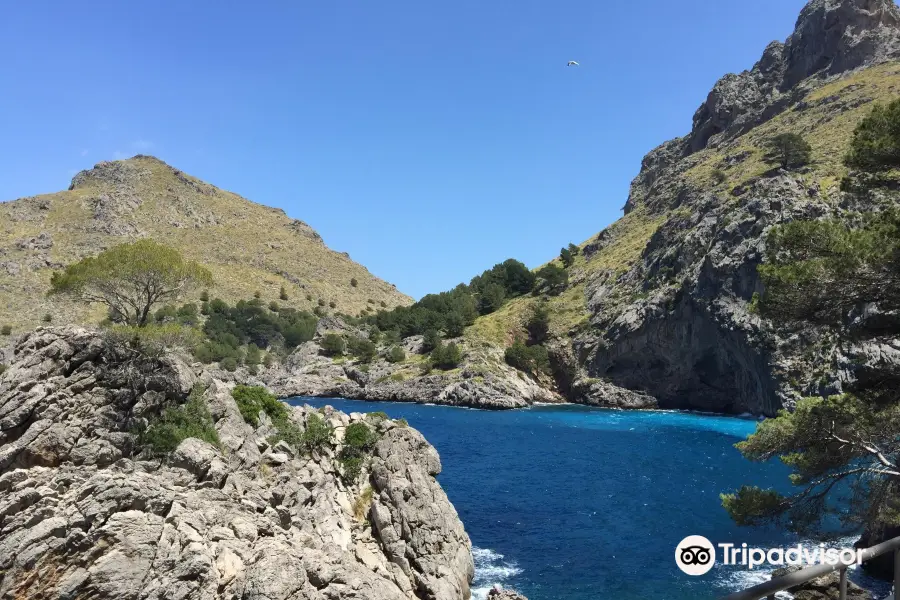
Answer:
[0, 327, 474, 599]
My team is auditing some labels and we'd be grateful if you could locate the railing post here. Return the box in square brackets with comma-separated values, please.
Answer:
[894, 548, 900, 599]
[839, 568, 847, 600]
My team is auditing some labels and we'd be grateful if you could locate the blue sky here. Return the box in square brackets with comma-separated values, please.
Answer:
[0, 0, 810, 299]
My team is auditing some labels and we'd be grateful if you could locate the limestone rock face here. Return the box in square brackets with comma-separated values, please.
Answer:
[0, 327, 473, 600]
[690, 0, 900, 152]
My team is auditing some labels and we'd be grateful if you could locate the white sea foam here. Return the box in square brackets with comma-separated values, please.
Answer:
[471, 547, 523, 600]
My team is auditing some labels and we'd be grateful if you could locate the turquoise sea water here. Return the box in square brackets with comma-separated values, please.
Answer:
[288, 398, 882, 599]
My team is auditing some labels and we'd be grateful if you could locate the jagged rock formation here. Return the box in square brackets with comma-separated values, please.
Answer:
[0, 155, 411, 333]
[486, 588, 529, 600]
[0, 327, 473, 599]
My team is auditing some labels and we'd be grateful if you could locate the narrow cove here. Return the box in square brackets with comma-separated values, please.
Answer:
[289, 398, 886, 600]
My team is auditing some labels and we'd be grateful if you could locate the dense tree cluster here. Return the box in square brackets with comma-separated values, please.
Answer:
[370, 258, 539, 342]
[195, 298, 317, 364]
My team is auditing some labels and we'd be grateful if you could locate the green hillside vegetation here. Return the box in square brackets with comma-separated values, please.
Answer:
[684, 63, 900, 197]
[0, 155, 411, 333]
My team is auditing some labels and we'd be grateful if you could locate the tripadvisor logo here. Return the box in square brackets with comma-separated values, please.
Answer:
[675, 535, 865, 576]
[675, 535, 716, 575]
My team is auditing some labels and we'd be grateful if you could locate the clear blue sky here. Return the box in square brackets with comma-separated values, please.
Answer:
[1, 0, 810, 299]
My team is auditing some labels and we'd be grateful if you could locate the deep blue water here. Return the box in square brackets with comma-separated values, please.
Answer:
[287, 398, 876, 600]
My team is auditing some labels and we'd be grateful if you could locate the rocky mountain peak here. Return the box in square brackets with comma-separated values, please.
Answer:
[689, 0, 900, 152]
[68, 155, 161, 191]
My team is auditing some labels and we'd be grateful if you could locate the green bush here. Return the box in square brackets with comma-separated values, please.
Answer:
[339, 421, 378, 481]
[269, 301, 280, 312]
[0, 364, 7, 376]
[221, 356, 238, 372]
[232, 385, 304, 447]
[431, 342, 462, 370]
[329, 301, 337, 309]
[386, 346, 406, 363]
[302, 413, 334, 452]
[504, 340, 550, 376]
[245, 343, 262, 366]
[560, 246, 575, 268]
[306, 293, 313, 301]
[155, 304, 178, 323]
[763, 133, 811, 170]
[318, 298, 327, 307]
[350, 278, 358, 287]
[137, 385, 220, 455]
[0, 325, 10, 336]
[200, 290, 210, 302]
[254, 290, 261, 299]
[280, 286, 289, 301]
[348, 337, 376, 363]
[712, 168, 728, 184]
[42, 313, 52, 323]
[321, 333, 346, 356]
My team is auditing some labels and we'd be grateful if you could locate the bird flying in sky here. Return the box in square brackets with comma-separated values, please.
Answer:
[567, 61, 580, 66]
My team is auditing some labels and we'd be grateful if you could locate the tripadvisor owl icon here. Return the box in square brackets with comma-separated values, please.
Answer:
[676, 535, 716, 575]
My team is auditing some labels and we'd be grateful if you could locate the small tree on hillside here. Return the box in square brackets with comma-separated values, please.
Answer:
[526, 302, 550, 345]
[280, 286, 289, 301]
[49, 240, 213, 327]
[763, 133, 812, 170]
[560, 247, 575, 268]
[845, 99, 900, 171]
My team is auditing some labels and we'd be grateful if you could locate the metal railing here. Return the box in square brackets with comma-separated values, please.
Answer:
[722, 535, 900, 600]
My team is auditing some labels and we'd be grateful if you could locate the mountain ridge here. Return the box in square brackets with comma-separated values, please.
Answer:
[0, 155, 412, 333]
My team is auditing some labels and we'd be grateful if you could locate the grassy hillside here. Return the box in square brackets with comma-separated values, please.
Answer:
[0, 155, 412, 334]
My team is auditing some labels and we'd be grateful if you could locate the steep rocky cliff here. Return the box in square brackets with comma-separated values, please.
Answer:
[570, 0, 900, 415]
[0, 327, 472, 599]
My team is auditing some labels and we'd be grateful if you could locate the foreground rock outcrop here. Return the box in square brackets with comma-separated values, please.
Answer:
[0, 327, 473, 599]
